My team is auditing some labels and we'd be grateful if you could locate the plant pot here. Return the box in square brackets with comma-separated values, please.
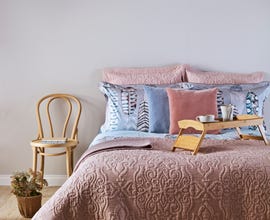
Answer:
[16, 194, 42, 218]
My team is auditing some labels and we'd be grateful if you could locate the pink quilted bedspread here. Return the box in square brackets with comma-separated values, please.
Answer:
[33, 137, 270, 220]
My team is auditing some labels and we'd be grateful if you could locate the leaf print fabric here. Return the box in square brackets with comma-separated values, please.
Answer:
[121, 88, 137, 115]
[137, 101, 149, 132]
[188, 81, 270, 133]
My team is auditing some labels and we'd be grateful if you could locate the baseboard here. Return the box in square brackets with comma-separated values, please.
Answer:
[44, 175, 67, 186]
[0, 174, 67, 186]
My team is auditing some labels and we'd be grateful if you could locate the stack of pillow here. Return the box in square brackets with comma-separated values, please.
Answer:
[99, 64, 269, 134]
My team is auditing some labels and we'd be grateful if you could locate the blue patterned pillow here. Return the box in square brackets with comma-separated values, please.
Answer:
[99, 82, 192, 133]
[99, 82, 148, 132]
[186, 81, 270, 132]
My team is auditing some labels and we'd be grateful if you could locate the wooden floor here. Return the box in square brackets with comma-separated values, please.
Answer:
[0, 186, 59, 220]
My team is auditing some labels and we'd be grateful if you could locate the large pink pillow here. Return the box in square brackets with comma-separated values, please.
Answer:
[167, 88, 218, 134]
[186, 69, 264, 84]
[103, 64, 189, 85]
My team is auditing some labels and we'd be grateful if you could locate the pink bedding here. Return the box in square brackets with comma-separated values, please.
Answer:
[33, 137, 270, 220]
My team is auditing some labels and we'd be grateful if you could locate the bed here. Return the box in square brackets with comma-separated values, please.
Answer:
[33, 64, 270, 220]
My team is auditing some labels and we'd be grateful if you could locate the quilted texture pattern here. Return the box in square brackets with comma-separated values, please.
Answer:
[33, 137, 270, 220]
[103, 64, 189, 85]
[186, 69, 264, 84]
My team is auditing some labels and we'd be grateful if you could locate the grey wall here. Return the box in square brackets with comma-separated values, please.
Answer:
[0, 0, 269, 178]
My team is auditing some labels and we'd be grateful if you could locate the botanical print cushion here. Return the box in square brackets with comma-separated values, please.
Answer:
[166, 88, 219, 134]
[185, 69, 264, 84]
[99, 82, 148, 132]
[99, 82, 191, 133]
[186, 81, 270, 132]
[102, 64, 189, 85]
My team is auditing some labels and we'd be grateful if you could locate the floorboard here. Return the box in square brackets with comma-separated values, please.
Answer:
[0, 186, 59, 220]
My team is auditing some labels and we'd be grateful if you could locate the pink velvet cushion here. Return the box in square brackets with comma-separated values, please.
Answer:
[167, 88, 218, 134]
[186, 69, 264, 84]
[103, 64, 189, 85]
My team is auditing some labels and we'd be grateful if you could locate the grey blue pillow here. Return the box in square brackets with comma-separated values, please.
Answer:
[144, 86, 170, 133]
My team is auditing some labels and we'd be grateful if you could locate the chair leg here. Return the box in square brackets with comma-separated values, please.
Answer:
[40, 148, 45, 179]
[70, 150, 74, 172]
[32, 147, 37, 172]
[66, 147, 72, 177]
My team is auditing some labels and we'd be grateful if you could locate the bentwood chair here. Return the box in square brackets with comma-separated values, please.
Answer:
[30, 94, 81, 178]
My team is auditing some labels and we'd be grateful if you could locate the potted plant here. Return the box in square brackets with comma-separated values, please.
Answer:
[10, 168, 48, 218]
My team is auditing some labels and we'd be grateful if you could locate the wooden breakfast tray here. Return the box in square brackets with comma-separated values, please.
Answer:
[172, 114, 269, 155]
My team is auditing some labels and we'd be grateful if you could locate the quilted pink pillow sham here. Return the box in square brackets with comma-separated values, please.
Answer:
[186, 69, 264, 84]
[103, 64, 189, 85]
[167, 87, 219, 134]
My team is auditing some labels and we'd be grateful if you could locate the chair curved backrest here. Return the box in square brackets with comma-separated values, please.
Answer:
[35, 94, 82, 140]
